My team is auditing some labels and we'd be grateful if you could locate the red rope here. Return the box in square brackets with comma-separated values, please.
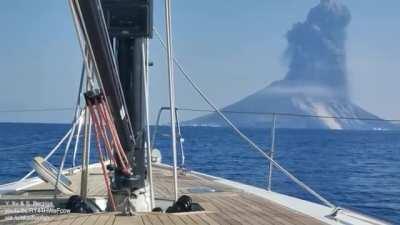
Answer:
[97, 101, 130, 174]
[89, 103, 117, 211]
[89, 97, 130, 173]
[92, 104, 117, 166]
[85, 91, 135, 211]
[98, 102, 131, 168]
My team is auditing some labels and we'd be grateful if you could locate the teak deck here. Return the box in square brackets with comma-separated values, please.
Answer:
[0, 165, 327, 225]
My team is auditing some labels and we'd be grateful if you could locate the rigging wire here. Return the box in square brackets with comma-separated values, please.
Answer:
[174, 107, 400, 123]
[19, 128, 74, 181]
[2, 106, 398, 122]
[0, 108, 74, 113]
[0, 133, 92, 153]
[0, 138, 69, 152]
[154, 28, 336, 208]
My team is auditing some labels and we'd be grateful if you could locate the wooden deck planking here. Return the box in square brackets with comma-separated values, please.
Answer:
[219, 197, 275, 225]
[222, 194, 293, 225]
[198, 195, 251, 225]
[70, 214, 91, 225]
[114, 215, 144, 225]
[195, 213, 220, 225]
[140, 215, 153, 225]
[166, 214, 187, 225]
[244, 192, 322, 225]
[1, 165, 328, 225]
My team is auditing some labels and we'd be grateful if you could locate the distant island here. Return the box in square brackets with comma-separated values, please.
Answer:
[186, 0, 396, 130]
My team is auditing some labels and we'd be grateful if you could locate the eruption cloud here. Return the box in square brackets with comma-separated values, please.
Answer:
[283, 0, 351, 97]
[188, 0, 396, 130]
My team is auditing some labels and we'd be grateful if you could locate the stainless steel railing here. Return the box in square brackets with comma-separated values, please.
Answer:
[150, 107, 336, 209]
[151, 107, 186, 170]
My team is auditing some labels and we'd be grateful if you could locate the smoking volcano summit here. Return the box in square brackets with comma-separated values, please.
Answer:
[188, 0, 395, 130]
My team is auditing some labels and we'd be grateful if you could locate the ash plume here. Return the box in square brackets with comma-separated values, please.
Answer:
[283, 0, 351, 97]
[187, 0, 396, 130]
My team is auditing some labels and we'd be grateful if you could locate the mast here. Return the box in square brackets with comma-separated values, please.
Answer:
[164, 0, 179, 202]
[101, 0, 153, 211]
[70, 0, 153, 212]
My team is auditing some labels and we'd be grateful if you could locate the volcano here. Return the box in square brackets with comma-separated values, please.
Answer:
[187, 0, 395, 130]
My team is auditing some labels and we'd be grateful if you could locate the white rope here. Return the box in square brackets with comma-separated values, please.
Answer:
[154, 28, 335, 208]
[54, 112, 85, 194]
[72, 109, 85, 167]
[87, 117, 92, 165]
[19, 128, 74, 181]
[72, 62, 86, 168]
[67, 0, 96, 89]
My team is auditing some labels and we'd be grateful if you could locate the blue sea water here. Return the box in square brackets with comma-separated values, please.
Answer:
[0, 123, 399, 223]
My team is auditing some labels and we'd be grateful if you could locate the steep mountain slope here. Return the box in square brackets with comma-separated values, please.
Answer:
[186, 82, 394, 130]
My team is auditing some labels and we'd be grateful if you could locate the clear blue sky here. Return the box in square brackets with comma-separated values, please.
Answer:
[0, 0, 399, 123]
